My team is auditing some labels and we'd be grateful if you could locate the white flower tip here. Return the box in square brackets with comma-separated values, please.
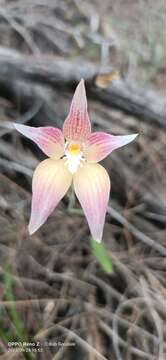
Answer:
[13, 122, 19, 129]
[77, 78, 85, 92]
[28, 213, 47, 235]
[72, 78, 87, 110]
[80, 78, 85, 85]
[121, 133, 139, 146]
[28, 226, 35, 236]
[14, 122, 23, 132]
[28, 221, 39, 235]
[92, 233, 102, 243]
[131, 133, 139, 140]
[14, 122, 21, 127]
[94, 237, 102, 243]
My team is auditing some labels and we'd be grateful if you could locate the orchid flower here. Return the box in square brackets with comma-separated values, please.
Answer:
[14, 79, 138, 242]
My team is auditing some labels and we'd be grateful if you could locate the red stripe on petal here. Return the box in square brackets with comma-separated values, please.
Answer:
[14, 124, 65, 159]
[85, 132, 138, 163]
[63, 79, 91, 142]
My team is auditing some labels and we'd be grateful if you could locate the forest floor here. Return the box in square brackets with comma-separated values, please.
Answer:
[0, 1, 166, 360]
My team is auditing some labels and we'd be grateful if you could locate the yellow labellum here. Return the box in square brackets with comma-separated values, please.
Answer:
[68, 143, 81, 155]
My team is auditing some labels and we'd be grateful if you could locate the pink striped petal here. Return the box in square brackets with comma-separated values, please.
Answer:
[85, 132, 138, 163]
[63, 79, 91, 142]
[73, 163, 110, 242]
[14, 123, 65, 159]
[29, 159, 72, 234]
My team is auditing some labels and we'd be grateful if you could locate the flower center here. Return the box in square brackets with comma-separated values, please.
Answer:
[68, 143, 81, 155]
[64, 142, 85, 174]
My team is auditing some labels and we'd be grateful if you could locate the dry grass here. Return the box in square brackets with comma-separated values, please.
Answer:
[0, 1, 166, 359]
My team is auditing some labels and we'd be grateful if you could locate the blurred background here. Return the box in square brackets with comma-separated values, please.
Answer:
[0, 0, 166, 359]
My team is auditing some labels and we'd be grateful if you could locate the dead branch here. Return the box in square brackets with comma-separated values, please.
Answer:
[0, 47, 166, 130]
